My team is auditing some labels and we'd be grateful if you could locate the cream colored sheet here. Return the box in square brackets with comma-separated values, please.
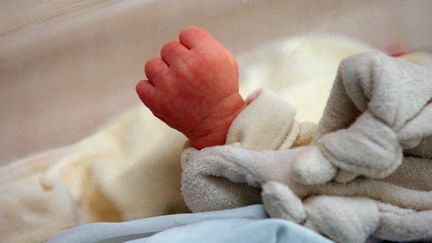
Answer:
[0, 106, 189, 243]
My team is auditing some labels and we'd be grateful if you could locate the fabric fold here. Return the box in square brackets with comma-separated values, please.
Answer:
[181, 52, 432, 242]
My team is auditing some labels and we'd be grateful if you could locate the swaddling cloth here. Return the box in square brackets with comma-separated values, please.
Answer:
[181, 52, 432, 242]
[0, 108, 190, 243]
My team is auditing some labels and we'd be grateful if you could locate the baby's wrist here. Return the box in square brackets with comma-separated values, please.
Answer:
[189, 94, 246, 149]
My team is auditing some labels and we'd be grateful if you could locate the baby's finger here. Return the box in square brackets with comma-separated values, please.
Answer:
[179, 26, 214, 49]
[145, 57, 168, 85]
[160, 40, 189, 66]
[136, 79, 155, 107]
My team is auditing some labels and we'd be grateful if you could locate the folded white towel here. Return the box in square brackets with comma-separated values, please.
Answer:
[181, 52, 432, 242]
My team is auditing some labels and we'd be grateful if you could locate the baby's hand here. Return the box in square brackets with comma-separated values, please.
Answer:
[136, 26, 245, 149]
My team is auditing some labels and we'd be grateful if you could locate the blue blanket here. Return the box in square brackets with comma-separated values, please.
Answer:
[49, 205, 331, 243]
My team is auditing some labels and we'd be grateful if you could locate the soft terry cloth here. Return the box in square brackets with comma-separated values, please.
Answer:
[181, 52, 432, 242]
[49, 205, 331, 243]
[0, 34, 372, 242]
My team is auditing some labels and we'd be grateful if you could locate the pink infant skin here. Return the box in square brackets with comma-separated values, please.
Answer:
[136, 26, 246, 149]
